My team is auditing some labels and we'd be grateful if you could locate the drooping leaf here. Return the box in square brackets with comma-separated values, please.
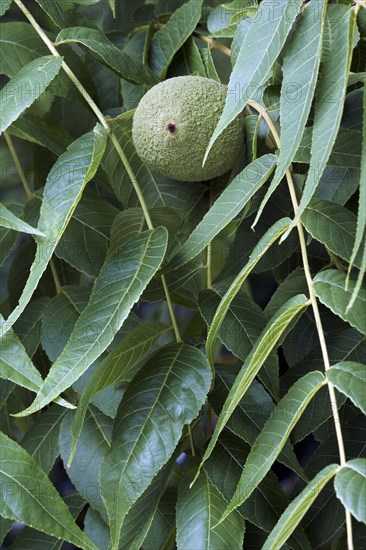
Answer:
[0, 0, 12, 16]
[192, 294, 309, 484]
[301, 198, 362, 267]
[143, 489, 177, 550]
[203, 0, 302, 163]
[0, 203, 22, 267]
[83, 509, 110, 550]
[167, 154, 277, 272]
[203, 432, 310, 550]
[117, 462, 175, 550]
[347, 75, 366, 306]
[0, 204, 45, 237]
[263, 464, 339, 550]
[13, 227, 168, 416]
[282, 6, 357, 239]
[334, 459, 366, 523]
[200, 286, 279, 400]
[253, 0, 326, 226]
[55, 192, 119, 277]
[0, 56, 62, 133]
[150, 0, 203, 78]
[283, 326, 366, 443]
[326, 362, 366, 415]
[8, 114, 73, 155]
[293, 127, 362, 169]
[34, 0, 77, 28]
[9, 494, 86, 550]
[218, 371, 325, 524]
[1, 125, 107, 335]
[100, 343, 212, 550]
[209, 365, 304, 481]
[69, 321, 171, 463]
[56, 27, 159, 85]
[60, 407, 113, 517]
[13, 297, 49, 358]
[313, 270, 366, 335]
[0, 315, 72, 410]
[0, 432, 97, 550]
[205, 217, 292, 366]
[176, 463, 245, 549]
[21, 404, 66, 473]
[41, 285, 91, 362]
[300, 413, 366, 546]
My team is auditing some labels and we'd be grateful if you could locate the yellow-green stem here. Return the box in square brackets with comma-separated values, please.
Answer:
[248, 98, 352, 549]
[49, 259, 62, 294]
[13, 0, 182, 344]
[3, 131, 33, 200]
[193, 32, 232, 57]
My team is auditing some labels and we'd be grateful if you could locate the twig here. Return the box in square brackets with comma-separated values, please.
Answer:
[248, 98, 352, 549]
[49, 259, 62, 294]
[193, 32, 232, 56]
[3, 131, 33, 199]
[13, 0, 182, 344]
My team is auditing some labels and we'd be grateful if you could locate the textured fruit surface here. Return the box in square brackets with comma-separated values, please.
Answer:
[132, 76, 244, 182]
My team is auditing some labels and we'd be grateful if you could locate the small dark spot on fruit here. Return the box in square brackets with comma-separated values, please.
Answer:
[166, 122, 176, 134]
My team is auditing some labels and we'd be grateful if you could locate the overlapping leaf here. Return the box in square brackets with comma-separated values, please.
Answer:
[327, 362, 366, 415]
[283, 6, 357, 238]
[253, 0, 327, 226]
[313, 270, 366, 335]
[8, 115, 73, 155]
[100, 343, 212, 550]
[60, 407, 113, 517]
[176, 464, 245, 549]
[14, 297, 49, 358]
[204, 0, 302, 163]
[205, 217, 292, 366]
[0, 0, 12, 16]
[347, 77, 366, 308]
[200, 286, 279, 400]
[56, 27, 159, 85]
[69, 321, 171, 463]
[14, 227, 168, 416]
[8, 494, 86, 550]
[218, 371, 325, 524]
[293, 128, 362, 169]
[0, 56, 62, 133]
[209, 365, 305, 480]
[1, 125, 107, 335]
[0, 204, 45, 237]
[21, 405, 66, 473]
[301, 198, 362, 267]
[203, 432, 310, 550]
[150, 0, 203, 78]
[334, 459, 366, 523]
[0, 315, 72, 409]
[167, 154, 277, 272]
[0, 432, 97, 550]
[263, 464, 339, 550]
[55, 192, 119, 277]
[192, 294, 309, 484]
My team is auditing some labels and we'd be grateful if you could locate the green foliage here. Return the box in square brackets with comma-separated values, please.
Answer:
[0, 1, 365, 549]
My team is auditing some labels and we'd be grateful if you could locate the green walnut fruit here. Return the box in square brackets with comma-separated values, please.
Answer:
[132, 76, 244, 182]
